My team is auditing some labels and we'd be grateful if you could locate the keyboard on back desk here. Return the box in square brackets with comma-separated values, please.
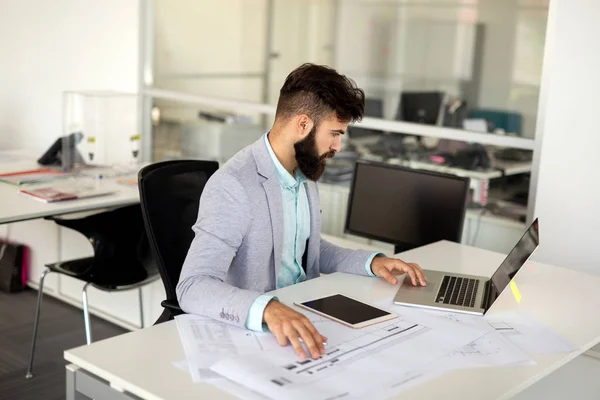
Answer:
[435, 275, 479, 308]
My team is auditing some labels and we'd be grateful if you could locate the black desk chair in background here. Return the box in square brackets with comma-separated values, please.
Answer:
[138, 160, 219, 324]
[26, 204, 159, 379]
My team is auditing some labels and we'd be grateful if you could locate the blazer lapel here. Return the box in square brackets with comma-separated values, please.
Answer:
[262, 178, 283, 285]
[305, 181, 320, 276]
[252, 137, 283, 286]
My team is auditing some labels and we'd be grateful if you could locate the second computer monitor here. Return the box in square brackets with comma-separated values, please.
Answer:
[348, 98, 384, 138]
[345, 161, 469, 252]
[396, 91, 445, 125]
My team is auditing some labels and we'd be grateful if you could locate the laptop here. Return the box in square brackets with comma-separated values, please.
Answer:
[393, 218, 540, 315]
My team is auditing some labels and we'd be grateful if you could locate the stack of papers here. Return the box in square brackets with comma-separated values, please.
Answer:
[0, 168, 71, 185]
[174, 303, 575, 400]
[18, 180, 115, 203]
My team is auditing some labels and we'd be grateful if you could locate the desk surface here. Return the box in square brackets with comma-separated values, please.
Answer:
[64, 240, 600, 400]
[0, 160, 140, 224]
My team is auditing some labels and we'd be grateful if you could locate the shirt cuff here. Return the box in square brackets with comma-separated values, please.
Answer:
[365, 252, 386, 276]
[245, 294, 277, 332]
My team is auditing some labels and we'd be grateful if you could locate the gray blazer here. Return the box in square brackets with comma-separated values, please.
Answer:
[176, 136, 376, 328]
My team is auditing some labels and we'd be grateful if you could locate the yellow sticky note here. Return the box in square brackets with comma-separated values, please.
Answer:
[510, 280, 522, 304]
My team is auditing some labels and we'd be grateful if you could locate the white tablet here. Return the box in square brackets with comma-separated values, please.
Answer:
[294, 294, 397, 329]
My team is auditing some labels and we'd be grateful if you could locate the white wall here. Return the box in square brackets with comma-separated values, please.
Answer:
[530, 0, 600, 275]
[0, 0, 140, 152]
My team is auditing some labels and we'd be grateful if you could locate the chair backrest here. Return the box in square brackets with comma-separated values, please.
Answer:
[49, 204, 152, 286]
[138, 160, 219, 308]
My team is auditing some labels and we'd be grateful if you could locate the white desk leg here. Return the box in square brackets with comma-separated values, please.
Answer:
[66, 365, 91, 400]
[66, 364, 140, 400]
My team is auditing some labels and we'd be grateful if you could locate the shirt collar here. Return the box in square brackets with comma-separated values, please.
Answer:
[264, 133, 307, 189]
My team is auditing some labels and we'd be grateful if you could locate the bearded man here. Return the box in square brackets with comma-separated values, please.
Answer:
[177, 63, 426, 361]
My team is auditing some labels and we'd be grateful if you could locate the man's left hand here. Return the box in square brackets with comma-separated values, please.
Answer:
[370, 257, 427, 286]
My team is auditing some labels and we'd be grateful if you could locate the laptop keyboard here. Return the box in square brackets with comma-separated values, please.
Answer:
[435, 276, 479, 308]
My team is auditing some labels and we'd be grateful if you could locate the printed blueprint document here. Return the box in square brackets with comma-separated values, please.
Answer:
[173, 359, 270, 400]
[381, 304, 534, 369]
[485, 311, 577, 355]
[175, 314, 280, 382]
[211, 309, 484, 400]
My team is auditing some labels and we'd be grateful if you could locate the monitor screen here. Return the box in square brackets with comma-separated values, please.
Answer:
[397, 91, 444, 125]
[348, 98, 384, 138]
[489, 219, 540, 302]
[345, 161, 470, 250]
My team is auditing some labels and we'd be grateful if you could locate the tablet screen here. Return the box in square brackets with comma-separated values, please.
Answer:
[300, 294, 390, 325]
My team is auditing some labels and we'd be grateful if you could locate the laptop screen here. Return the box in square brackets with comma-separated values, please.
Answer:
[488, 219, 540, 306]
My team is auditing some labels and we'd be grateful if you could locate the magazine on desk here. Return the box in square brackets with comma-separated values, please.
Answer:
[18, 182, 115, 203]
[0, 168, 71, 186]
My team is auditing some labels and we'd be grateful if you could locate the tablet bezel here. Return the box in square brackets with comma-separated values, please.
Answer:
[294, 293, 397, 329]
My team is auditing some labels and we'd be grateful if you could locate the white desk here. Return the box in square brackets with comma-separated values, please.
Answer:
[0, 161, 140, 224]
[0, 159, 150, 329]
[64, 241, 600, 400]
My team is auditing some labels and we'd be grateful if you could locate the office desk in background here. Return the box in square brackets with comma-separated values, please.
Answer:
[64, 241, 600, 400]
[0, 157, 153, 330]
[0, 157, 140, 224]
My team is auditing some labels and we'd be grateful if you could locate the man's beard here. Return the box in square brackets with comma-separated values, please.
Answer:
[294, 126, 336, 181]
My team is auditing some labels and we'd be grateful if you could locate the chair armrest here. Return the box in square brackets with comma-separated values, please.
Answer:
[160, 299, 184, 315]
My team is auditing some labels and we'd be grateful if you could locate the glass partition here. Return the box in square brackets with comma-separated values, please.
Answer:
[150, 0, 548, 140]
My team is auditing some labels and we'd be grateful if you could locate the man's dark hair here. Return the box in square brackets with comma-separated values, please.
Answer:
[275, 63, 365, 126]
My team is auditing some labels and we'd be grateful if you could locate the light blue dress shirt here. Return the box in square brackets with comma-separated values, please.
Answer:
[245, 134, 381, 331]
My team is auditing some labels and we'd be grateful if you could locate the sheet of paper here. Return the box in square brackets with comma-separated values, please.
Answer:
[378, 302, 495, 340]
[485, 311, 577, 355]
[172, 359, 270, 400]
[211, 307, 484, 400]
[366, 331, 535, 398]
[175, 314, 280, 382]
[438, 331, 535, 369]
[383, 304, 535, 367]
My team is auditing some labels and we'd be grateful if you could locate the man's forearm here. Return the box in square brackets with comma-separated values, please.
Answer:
[177, 274, 262, 327]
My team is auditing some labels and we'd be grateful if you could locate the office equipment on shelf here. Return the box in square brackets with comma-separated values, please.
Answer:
[396, 91, 445, 126]
[37, 131, 85, 167]
[394, 218, 539, 315]
[442, 98, 468, 128]
[345, 160, 469, 253]
[197, 111, 253, 125]
[0, 167, 71, 186]
[468, 109, 523, 136]
[347, 98, 384, 139]
[321, 158, 356, 183]
[462, 118, 489, 133]
[138, 160, 219, 323]
[494, 147, 533, 162]
[431, 143, 492, 170]
[180, 121, 264, 165]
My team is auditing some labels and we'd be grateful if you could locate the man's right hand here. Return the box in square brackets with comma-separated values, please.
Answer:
[263, 300, 327, 360]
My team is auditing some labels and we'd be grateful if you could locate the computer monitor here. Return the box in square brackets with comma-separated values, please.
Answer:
[345, 161, 470, 253]
[348, 98, 384, 138]
[396, 91, 445, 125]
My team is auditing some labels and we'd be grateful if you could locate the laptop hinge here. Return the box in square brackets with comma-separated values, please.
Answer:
[481, 280, 491, 310]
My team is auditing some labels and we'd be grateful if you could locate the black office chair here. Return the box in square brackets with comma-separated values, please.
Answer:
[26, 203, 160, 379]
[138, 160, 219, 324]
